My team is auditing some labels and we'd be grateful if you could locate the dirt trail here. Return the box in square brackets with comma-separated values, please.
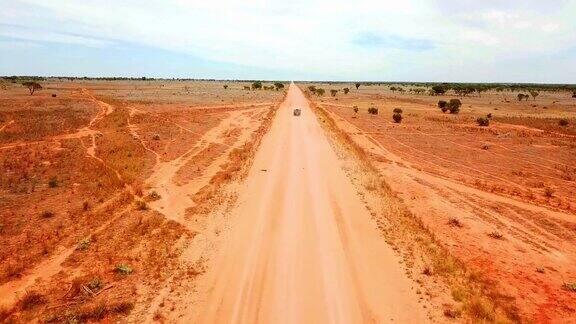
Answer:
[189, 84, 427, 323]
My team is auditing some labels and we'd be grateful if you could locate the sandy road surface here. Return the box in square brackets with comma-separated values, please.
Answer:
[191, 84, 426, 323]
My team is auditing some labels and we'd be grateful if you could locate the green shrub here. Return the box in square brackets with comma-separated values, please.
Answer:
[115, 264, 133, 275]
[343, 87, 350, 94]
[76, 237, 91, 251]
[251, 81, 262, 90]
[368, 107, 378, 115]
[448, 99, 461, 114]
[476, 117, 490, 126]
[438, 100, 447, 109]
[392, 113, 403, 123]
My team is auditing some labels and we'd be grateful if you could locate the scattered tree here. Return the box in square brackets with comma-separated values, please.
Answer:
[343, 87, 350, 94]
[447, 99, 461, 114]
[274, 82, 285, 91]
[517, 93, 529, 101]
[393, 108, 403, 114]
[353, 106, 359, 113]
[529, 90, 539, 100]
[330, 89, 338, 97]
[22, 81, 42, 95]
[431, 85, 446, 95]
[251, 81, 262, 90]
[308, 85, 316, 93]
[559, 118, 569, 126]
[355, 83, 361, 90]
[315, 88, 325, 96]
[223, 85, 228, 89]
[368, 106, 378, 115]
[393, 113, 403, 123]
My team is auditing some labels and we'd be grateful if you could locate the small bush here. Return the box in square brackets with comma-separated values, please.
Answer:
[115, 264, 133, 275]
[392, 113, 402, 123]
[223, 85, 228, 89]
[48, 177, 58, 188]
[19, 291, 45, 310]
[437, 100, 447, 109]
[83, 201, 90, 211]
[51, 94, 57, 98]
[563, 282, 576, 292]
[40, 210, 54, 218]
[476, 117, 490, 126]
[368, 107, 378, 115]
[544, 187, 554, 197]
[393, 108, 403, 114]
[330, 89, 338, 97]
[447, 218, 463, 228]
[88, 277, 103, 291]
[147, 191, 161, 200]
[559, 118, 569, 126]
[488, 231, 503, 240]
[152, 134, 160, 140]
[353, 106, 359, 113]
[487, 113, 492, 119]
[448, 99, 461, 114]
[343, 87, 350, 94]
[76, 237, 91, 251]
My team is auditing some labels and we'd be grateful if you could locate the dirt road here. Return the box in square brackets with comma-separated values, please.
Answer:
[190, 84, 427, 323]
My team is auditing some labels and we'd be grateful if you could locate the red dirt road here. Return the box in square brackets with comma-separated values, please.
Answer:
[189, 84, 427, 323]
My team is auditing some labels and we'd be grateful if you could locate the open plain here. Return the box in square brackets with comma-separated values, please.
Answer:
[0, 79, 575, 323]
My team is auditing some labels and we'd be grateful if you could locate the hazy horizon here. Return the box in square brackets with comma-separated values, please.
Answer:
[1, 0, 575, 83]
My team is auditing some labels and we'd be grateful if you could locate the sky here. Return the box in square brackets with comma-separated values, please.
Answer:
[0, 0, 575, 83]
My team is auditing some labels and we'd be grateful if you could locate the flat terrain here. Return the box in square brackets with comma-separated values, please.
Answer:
[0, 80, 283, 322]
[1, 79, 575, 323]
[305, 83, 576, 322]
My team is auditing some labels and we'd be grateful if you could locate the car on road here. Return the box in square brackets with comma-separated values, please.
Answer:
[293, 108, 301, 116]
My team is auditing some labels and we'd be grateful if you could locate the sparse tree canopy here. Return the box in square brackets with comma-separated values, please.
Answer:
[22, 81, 42, 95]
[393, 108, 403, 114]
[251, 81, 262, 90]
[308, 85, 316, 93]
[393, 112, 402, 123]
[355, 83, 360, 90]
[274, 82, 285, 91]
[315, 88, 325, 96]
[438, 100, 447, 109]
[330, 89, 338, 97]
[368, 107, 378, 115]
[223, 85, 228, 89]
[529, 90, 539, 100]
[343, 87, 350, 94]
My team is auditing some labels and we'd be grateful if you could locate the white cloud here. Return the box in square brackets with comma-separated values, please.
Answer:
[0, 0, 574, 82]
